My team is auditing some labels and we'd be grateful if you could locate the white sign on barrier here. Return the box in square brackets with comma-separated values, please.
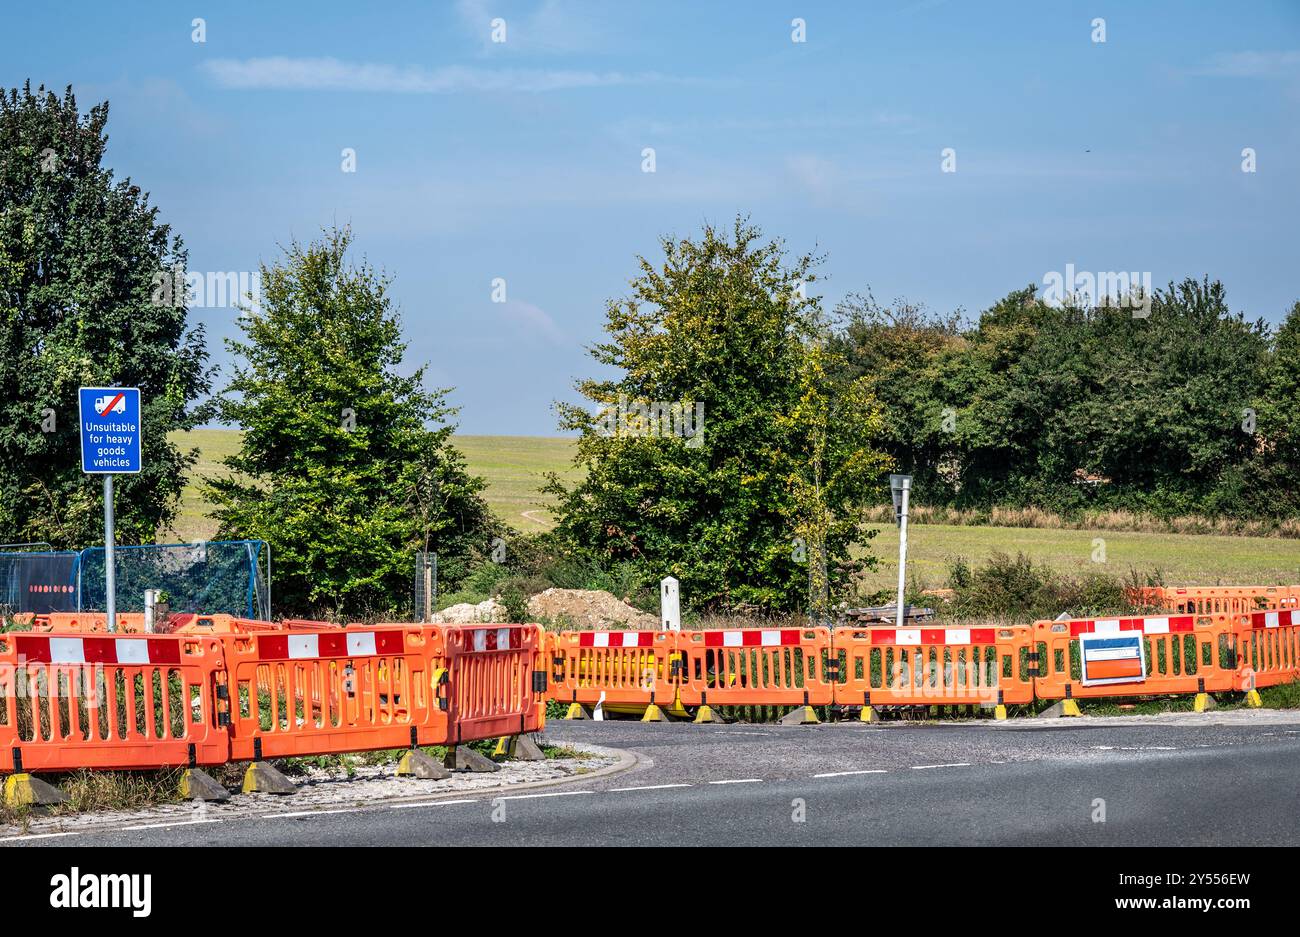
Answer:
[1079, 632, 1147, 686]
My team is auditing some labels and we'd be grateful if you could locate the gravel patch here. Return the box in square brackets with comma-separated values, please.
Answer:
[1, 744, 622, 840]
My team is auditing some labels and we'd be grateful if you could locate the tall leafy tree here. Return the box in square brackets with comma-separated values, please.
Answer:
[547, 219, 890, 612]
[206, 228, 493, 617]
[0, 83, 211, 546]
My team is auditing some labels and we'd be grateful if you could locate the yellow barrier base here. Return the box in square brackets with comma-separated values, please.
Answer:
[693, 704, 724, 724]
[1061, 699, 1081, 717]
[994, 704, 1007, 721]
[396, 749, 451, 779]
[2, 773, 66, 808]
[778, 705, 820, 726]
[1192, 692, 1217, 713]
[641, 703, 668, 722]
[179, 767, 230, 802]
[1245, 689, 1263, 708]
[563, 702, 589, 720]
[860, 705, 879, 723]
[242, 761, 297, 795]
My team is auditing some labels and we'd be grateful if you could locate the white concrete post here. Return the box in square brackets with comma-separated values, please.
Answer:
[661, 576, 680, 631]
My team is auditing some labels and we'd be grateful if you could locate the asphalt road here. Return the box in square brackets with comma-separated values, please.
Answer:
[9, 712, 1300, 846]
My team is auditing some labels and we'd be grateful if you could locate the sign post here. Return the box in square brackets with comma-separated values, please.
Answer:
[889, 474, 912, 630]
[78, 387, 142, 632]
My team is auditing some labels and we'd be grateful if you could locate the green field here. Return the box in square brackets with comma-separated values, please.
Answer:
[167, 429, 1300, 587]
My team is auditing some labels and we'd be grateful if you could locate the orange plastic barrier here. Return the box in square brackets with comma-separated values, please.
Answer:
[1237, 609, 1300, 691]
[443, 625, 546, 743]
[549, 630, 676, 710]
[1132, 586, 1298, 616]
[218, 624, 451, 760]
[832, 625, 1033, 709]
[1032, 614, 1236, 701]
[674, 627, 833, 708]
[0, 632, 228, 772]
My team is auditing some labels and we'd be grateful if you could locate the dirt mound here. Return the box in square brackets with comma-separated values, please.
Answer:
[432, 598, 506, 623]
[527, 588, 657, 630]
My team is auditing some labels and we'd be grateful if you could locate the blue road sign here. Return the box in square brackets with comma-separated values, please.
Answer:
[78, 387, 142, 474]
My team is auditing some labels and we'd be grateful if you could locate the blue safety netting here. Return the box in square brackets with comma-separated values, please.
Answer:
[77, 539, 270, 619]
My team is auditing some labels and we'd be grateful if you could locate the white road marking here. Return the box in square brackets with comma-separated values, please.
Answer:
[608, 783, 692, 792]
[813, 769, 888, 778]
[0, 830, 81, 842]
[390, 799, 478, 809]
[911, 763, 971, 770]
[708, 778, 764, 785]
[497, 790, 593, 800]
[120, 819, 223, 831]
[264, 808, 367, 819]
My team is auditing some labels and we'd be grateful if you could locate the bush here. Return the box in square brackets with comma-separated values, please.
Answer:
[947, 551, 1143, 621]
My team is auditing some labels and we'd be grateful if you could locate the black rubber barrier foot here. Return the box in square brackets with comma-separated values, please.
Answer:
[396, 749, 451, 779]
[180, 768, 230, 802]
[447, 745, 500, 773]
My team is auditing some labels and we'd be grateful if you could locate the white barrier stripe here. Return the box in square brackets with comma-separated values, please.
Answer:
[347, 632, 377, 656]
[593, 633, 610, 648]
[896, 629, 920, 646]
[1094, 619, 1121, 634]
[723, 632, 743, 647]
[760, 629, 780, 646]
[287, 634, 319, 659]
[49, 637, 86, 664]
[1144, 618, 1169, 634]
[115, 638, 150, 664]
[947, 628, 970, 645]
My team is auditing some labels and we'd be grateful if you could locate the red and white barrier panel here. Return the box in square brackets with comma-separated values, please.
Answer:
[870, 628, 996, 646]
[1251, 610, 1297, 629]
[578, 631, 657, 648]
[468, 627, 524, 651]
[13, 635, 181, 665]
[703, 629, 801, 648]
[256, 631, 405, 660]
[1067, 616, 1194, 637]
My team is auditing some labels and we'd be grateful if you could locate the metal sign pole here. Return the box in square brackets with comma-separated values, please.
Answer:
[104, 474, 116, 632]
[893, 477, 911, 631]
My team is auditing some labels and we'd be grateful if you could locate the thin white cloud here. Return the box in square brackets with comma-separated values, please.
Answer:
[1192, 50, 1300, 78]
[202, 57, 673, 93]
[501, 301, 567, 345]
[456, 0, 605, 54]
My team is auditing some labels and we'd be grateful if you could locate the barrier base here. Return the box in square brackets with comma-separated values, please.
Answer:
[396, 749, 451, 779]
[447, 745, 500, 773]
[2, 773, 67, 808]
[641, 703, 669, 723]
[993, 704, 1008, 721]
[779, 705, 820, 726]
[1193, 692, 1217, 713]
[859, 706, 881, 723]
[242, 761, 297, 795]
[180, 768, 230, 802]
[1038, 699, 1082, 718]
[1245, 689, 1263, 709]
[693, 704, 726, 724]
[494, 735, 546, 761]
[563, 703, 590, 720]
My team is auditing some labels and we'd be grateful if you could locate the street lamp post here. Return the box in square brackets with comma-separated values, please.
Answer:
[890, 474, 912, 630]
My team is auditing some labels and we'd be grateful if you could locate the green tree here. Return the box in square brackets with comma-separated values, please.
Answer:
[546, 219, 890, 613]
[0, 83, 211, 546]
[205, 228, 493, 617]
[1245, 301, 1300, 516]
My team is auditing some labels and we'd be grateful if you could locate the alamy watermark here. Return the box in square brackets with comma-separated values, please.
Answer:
[152, 268, 263, 315]
[594, 394, 704, 448]
[1042, 264, 1152, 318]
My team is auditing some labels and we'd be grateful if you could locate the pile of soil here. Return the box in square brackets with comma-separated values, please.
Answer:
[527, 588, 657, 630]
[432, 598, 506, 623]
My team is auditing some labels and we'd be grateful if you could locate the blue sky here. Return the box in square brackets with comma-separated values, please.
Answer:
[5, 1, 1299, 434]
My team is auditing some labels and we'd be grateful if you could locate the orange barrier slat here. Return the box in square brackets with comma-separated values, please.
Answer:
[1237, 610, 1300, 690]
[443, 625, 546, 743]
[0, 632, 228, 772]
[548, 630, 676, 709]
[675, 627, 833, 708]
[218, 624, 450, 761]
[831, 625, 1034, 708]
[1031, 614, 1237, 700]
